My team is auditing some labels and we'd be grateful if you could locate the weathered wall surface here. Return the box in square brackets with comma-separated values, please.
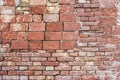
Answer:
[0, 0, 120, 80]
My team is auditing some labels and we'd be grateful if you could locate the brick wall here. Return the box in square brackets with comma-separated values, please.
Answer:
[0, 0, 120, 80]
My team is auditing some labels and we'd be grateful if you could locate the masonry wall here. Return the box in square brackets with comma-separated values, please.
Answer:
[0, 0, 120, 80]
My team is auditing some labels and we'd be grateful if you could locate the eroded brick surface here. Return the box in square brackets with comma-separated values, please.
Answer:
[0, 0, 119, 80]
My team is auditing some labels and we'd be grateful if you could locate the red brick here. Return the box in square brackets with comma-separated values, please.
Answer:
[0, 23, 9, 31]
[2, 32, 17, 40]
[30, 6, 46, 14]
[60, 0, 75, 4]
[64, 22, 80, 31]
[41, 62, 59, 66]
[28, 32, 44, 40]
[60, 5, 74, 13]
[17, 32, 27, 40]
[29, 41, 42, 50]
[100, 17, 116, 26]
[16, 14, 32, 22]
[4, 0, 15, 6]
[43, 41, 59, 49]
[46, 22, 63, 31]
[33, 15, 42, 22]
[29, 22, 45, 31]
[45, 32, 61, 40]
[60, 41, 76, 49]
[11, 40, 28, 49]
[82, 76, 96, 80]
[60, 13, 76, 21]
[0, 71, 7, 75]
[100, 8, 117, 16]
[62, 32, 78, 40]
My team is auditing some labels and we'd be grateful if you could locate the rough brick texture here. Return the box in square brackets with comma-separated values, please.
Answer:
[0, 0, 120, 80]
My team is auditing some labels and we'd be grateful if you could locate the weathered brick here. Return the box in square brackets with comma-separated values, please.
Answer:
[60, 41, 76, 49]
[29, 41, 42, 50]
[30, 6, 46, 14]
[11, 40, 28, 49]
[16, 15, 32, 22]
[33, 15, 42, 22]
[0, 23, 9, 31]
[41, 62, 59, 66]
[30, 0, 46, 5]
[10, 23, 27, 31]
[43, 41, 59, 49]
[60, 13, 76, 21]
[44, 14, 59, 22]
[60, 0, 75, 4]
[46, 22, 63, 31]
[64, 22, 80, 31]
[43, 71, 59, 76]
[28, 32, 44, 40]
[29, 76, 45, 80]
[0, 6, 15, 15]
[4, 0, 15, 6]
[3, 76, 19, 80]
[62, 32, 78, 40]
[29, 22, 45, 31]
[60, 5, 74, 13]
[0, 15, 16, 23]
[2, 32, 17, 40]
[45, 32, 61, 40]
[17, 32, 27, 40]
